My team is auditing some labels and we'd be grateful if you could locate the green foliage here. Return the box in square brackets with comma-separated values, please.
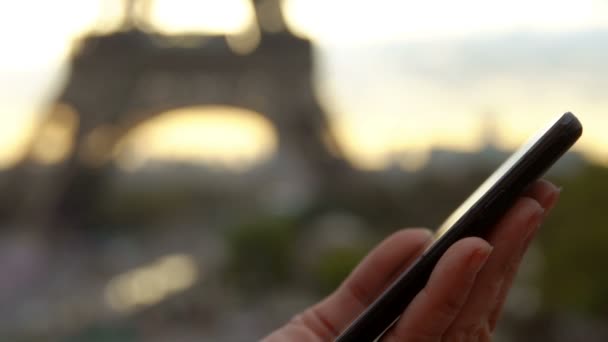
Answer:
[63, 323, 136, 342]
[539, 164, 608, 315]
[98, 187, 197, 229]
[225, 216, 297, 292]
[312, 246, 369, 295]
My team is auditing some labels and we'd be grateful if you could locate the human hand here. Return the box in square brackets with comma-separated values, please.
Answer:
[264, 179, 560, 341]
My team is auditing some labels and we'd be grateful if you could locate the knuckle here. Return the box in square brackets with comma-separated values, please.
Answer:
[408, 332, 440, 342]
[345, 280, 372, 308]
[440, 292, 466, 319]
[424, 286, 464, 322]
[389, 328, 438, 342]
[306, 306, 340, 338]
[448, 323, 484, 342]
[462, 323, 484, 337]
[451, 322, 494, 342]
[483, 277, 504, 298]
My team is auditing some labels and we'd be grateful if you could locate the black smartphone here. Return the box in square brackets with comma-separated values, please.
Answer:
[336, 112, 583, 341]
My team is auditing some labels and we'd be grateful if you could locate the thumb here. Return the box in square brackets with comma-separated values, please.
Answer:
[382, 237, 492, 342]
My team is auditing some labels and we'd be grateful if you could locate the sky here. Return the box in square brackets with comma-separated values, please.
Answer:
[1, 0, 607, 170]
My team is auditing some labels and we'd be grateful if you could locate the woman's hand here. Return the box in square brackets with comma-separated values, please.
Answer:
[264, 179, 560, 341]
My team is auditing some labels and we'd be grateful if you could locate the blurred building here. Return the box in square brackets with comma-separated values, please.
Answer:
[13, 0, 349, 231]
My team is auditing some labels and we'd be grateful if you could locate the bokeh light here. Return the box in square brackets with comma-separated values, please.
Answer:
[105, 253, 199, 313]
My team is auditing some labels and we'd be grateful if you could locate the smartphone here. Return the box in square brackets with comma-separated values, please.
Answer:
[336, 112, 583, 341]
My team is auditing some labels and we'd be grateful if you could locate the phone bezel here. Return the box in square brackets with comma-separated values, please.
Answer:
[336, 112, 583, 342]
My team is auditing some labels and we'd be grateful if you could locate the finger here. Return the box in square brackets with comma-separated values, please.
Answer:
[445, 196, 545, 337]
[485, 218, 540, 331]
[523, 179, 561, 213]
[294, 228, 432, 340]
[382, 237, 492, 342]
[487, 184, 561, 329]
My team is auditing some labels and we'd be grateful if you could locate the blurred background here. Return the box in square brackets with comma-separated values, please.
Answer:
[0, 0, 607, 341]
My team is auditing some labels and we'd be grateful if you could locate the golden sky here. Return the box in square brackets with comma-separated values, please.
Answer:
[1, 0, 607, 171]
[113, 107, 277, 171]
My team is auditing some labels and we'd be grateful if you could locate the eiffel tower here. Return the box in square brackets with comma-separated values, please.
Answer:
[15, 0, 350, 230]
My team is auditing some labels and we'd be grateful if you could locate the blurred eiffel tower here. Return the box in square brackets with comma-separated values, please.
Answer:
[13, 0, 350, 231]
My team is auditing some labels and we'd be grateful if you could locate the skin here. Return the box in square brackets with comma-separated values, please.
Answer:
[264, 179, 561, 341]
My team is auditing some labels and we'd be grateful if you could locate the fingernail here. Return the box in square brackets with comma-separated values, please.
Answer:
[528, 207, 545, 227]
[423, 229, 435, 242]
[469, 245, 493, 273]
[523, 208, 544, 245]
[540, 186, 561, 211]
[549, 186, 562, 207]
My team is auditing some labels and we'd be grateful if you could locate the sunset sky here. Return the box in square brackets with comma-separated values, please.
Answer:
[1, 0, 607, 170]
